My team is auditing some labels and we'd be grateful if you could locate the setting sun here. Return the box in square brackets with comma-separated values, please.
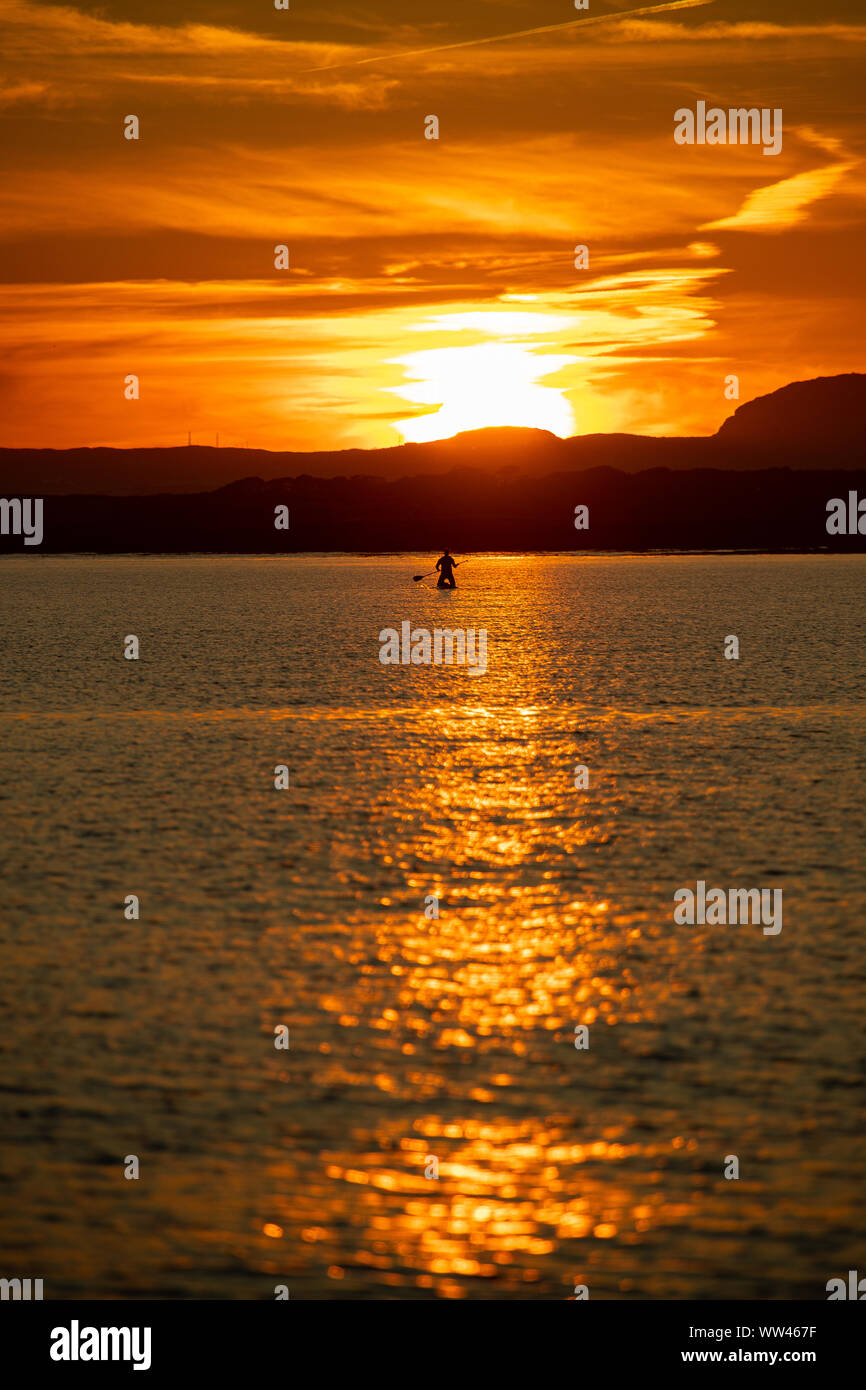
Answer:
[390, 336, 577, 443]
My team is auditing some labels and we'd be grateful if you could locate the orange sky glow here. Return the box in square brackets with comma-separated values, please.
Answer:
[0, 0, 863, 451]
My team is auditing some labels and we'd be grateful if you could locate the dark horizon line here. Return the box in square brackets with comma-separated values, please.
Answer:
[1, 547, 853, 559]
[0, 423, 709, 456]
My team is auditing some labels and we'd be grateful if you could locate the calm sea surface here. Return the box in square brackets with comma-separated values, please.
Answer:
[1, 554, 864, 1300]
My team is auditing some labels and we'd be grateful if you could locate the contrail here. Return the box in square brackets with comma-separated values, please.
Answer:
[307, 0, 715, 72]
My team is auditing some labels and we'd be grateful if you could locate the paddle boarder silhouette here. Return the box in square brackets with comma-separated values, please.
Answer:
[435, 550, 458, 588]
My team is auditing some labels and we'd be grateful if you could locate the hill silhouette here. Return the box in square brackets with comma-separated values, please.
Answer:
[0, 373, 863, 496]
[716, 374, 865, 458]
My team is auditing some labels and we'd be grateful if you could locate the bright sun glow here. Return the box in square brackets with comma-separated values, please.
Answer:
[390, 331, 577, 444]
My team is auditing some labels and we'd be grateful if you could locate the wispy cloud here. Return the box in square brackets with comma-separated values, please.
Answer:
[704, 129, 858, 233]
[306, 0, 716, 71]
[1, 1, 301, 57]
[0, 79, 48, 106]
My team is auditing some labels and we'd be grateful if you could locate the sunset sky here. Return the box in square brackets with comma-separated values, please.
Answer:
[0, 0, 863, 451]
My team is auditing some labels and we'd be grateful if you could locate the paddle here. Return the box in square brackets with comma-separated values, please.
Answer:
[413, 560, 468, 582]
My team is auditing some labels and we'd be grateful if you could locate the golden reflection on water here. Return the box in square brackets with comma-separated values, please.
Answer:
[257, 695, 691, 1300]
[265, 1119, 706, 1298]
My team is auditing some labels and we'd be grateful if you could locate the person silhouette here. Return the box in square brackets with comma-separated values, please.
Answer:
[435, 550, 458, 588]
